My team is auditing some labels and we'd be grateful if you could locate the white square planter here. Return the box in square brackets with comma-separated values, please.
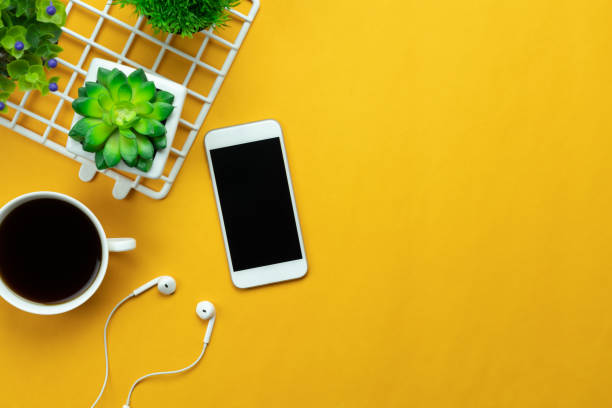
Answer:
[67, 58, 187, 179]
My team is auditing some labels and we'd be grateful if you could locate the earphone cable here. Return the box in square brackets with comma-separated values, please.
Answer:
[125, 342, 208, 407]
[90, 293, 135, 408]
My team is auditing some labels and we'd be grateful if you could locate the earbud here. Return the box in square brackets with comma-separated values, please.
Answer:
[196, 301, 216, 344]
[132, 276, 176, 296]
[196, 300, 215, 319]
[156, 276, 176, 295]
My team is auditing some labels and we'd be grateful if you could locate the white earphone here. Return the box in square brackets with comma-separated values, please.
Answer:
[89, 276, 216, 408]
[197, 300, 216, 344]
[132, 275, 176, 296]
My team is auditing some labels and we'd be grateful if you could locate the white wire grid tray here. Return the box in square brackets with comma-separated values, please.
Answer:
[0, 0, 259, 199]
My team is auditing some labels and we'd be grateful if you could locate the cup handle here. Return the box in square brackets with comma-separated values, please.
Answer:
[107, 238, 136, 252]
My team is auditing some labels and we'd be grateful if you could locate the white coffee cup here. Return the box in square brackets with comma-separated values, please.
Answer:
[0, 192, 136, 315]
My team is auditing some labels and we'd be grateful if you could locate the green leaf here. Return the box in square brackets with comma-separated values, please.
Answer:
[6, 26, 28, 39]
[24, 66, 45, 86]
[22, 53, 42, 67]
[96, 67, 112, 89]
[26, 64, 45, 78]
[154, 90, 174, 105]
[133, 118, 165, 137]
[151, 135, 167, 150]
[37, 43, 63, 59]
[18, 80, 36, 92]
[147, 102, 174, 121]
[135, 132, 154, 159]
[72, 97, 104, 118]
[36, 0, 66, 26]
[135, 102, 153, 115]
[7, 60, 29, 78]
[151, 119, 166, 137]
[16, 0, 37, 18]
[102, 112, 112, 126]
[132, 81, 155, 103]
[49, 44, 62, 53]
[85, 82, 110, 100]
[69, 117, 104, 142]
[34, 43, 50, 59]
[108, 69, 128, 101]
[117, 83, 132, 102]
[0, 75, 16, 93]
[119, 128, 136, 139]
[127, 69, 147, 90]
[68, 130, 85, 142]
[36, 22, 62, 42]
[83, 123, 116, 152]
[95, 150, 109, 170]
[1, 26, 29, 58]
[78, 87, 88, 97]
[18, 65, 47, 92]
[103, 132, 121, 167]
[26, 25, 40, 49]
[34, 42, 61, 59]
[136, 157, 153, 172]
[98, 93, 113, 111]
[133, 117, 154, 135]
[120, 133, 138, 166]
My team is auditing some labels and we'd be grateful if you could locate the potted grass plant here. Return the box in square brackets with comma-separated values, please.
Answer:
[0, 0, 66, 113]
[113, 0, 239, 37]
[67, 58, 187, 179]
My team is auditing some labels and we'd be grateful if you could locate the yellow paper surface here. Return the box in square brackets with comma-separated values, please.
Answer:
[0, 0, 611, 406]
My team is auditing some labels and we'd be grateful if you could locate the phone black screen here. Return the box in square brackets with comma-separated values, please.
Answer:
[210, 137, 303, 271]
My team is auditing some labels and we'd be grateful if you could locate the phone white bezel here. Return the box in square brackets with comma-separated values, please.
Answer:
[205, 119, 308, 289]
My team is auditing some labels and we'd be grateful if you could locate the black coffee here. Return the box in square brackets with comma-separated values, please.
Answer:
[0, 198, 102, 304]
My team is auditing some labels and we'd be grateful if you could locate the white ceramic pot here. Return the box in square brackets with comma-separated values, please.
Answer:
[67, 58, 187, 179]
[0, 192, 136, 315]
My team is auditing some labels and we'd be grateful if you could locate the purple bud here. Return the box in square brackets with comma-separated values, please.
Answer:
[0, 101, 5, 111]
[49, 83, 58, 92]
[14, 41, 24, 51]
[46, 5, 56, 16]
[47, 58, 58, 68]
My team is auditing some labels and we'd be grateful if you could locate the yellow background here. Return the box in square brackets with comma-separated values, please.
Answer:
[1, 0, 612, 406]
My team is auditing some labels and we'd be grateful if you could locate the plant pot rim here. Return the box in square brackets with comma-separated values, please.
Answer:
[66, 58, 187, 179]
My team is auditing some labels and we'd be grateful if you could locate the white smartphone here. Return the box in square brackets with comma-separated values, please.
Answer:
[205, 120, 307, 289]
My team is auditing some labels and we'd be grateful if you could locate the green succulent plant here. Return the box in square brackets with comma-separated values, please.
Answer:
[0, 0, 66, 112]
[69, 67, 175, 172]
[113, 0, 239, 37]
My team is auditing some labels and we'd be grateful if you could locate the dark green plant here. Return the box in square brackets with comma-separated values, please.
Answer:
[69, 67, 175, 172]
[0, 0, 66, 112]
[113, 0, 239, 37]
